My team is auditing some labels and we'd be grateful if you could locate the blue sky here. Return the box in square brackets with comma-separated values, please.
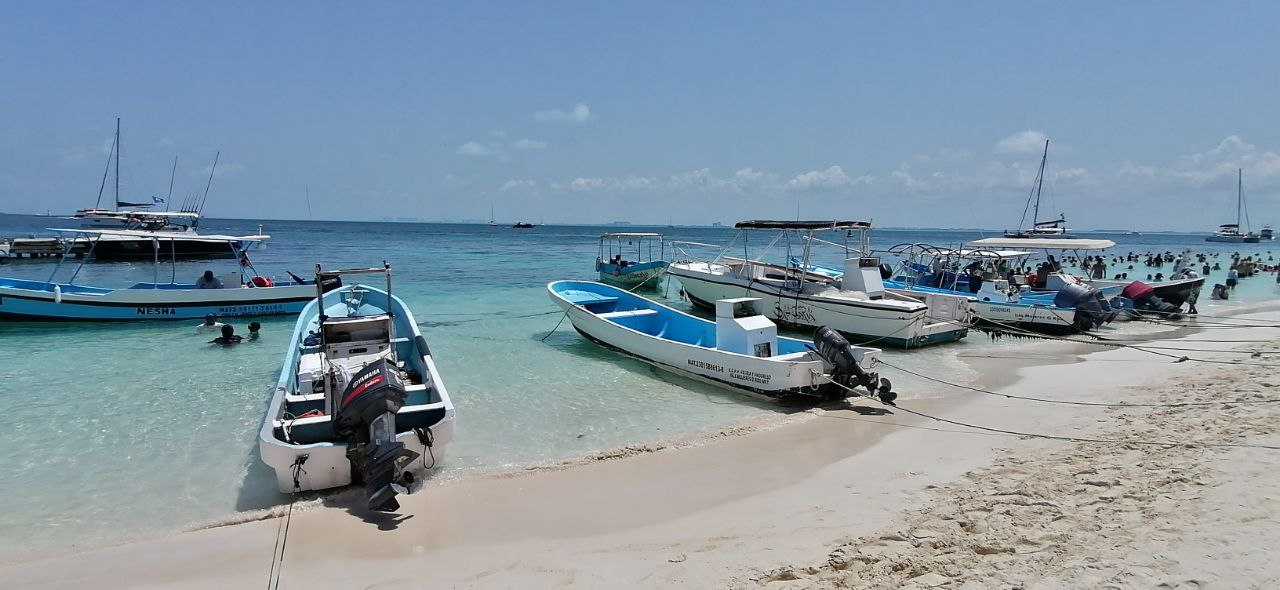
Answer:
[1, 1, 1277, 230]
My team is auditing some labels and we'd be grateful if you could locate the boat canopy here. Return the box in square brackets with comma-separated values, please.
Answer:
[734, 220, 871, 231]
[48, 228, 269, 243]
[968, 237, 1116, 250]
[600, 232, 663, 238]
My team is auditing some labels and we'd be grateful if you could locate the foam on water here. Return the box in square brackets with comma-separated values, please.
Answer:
[0, 215, 1276, 560]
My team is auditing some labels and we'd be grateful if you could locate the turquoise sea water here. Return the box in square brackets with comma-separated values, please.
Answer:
[0, 214, 1276, 560]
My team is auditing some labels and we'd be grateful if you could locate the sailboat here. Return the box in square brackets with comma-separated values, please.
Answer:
[1206, 169, 1260, 243]
[488, 204, 497, 227]
[1004, 139, 1074, 239]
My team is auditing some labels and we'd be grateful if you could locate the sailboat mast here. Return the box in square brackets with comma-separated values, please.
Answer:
[1237, 168, 1243, 228]
[114, 117, 121, 211]
[1033, 139, 1049, 226]
[166, 156, 177, 212]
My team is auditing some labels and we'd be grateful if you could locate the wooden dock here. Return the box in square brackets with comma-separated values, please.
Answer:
[0, 237, 92, 259]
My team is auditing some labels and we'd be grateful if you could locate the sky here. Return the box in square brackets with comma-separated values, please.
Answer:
[1, 1, 1277, 231]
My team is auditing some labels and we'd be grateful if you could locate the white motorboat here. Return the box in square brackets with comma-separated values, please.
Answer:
[547, 280, 893, 402]
[259, 264, 455, 512]
[668, 220, 972, 348]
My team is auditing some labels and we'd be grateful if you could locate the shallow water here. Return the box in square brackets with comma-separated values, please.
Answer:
[0, 215, 1275, 559]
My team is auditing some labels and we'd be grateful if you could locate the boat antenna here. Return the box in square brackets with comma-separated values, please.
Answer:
[114, 117, 121, 211]
[198, 150, 219, 214]
[305, 184, 314, 220]
[166, 156, 177, 212]
[94, 127, 117, 209]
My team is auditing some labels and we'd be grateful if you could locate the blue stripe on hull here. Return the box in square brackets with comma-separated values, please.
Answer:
[0, 298, 310, 321]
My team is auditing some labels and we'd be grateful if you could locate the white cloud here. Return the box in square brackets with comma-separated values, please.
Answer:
[510, 138, 547, 151]
[490, 129, 507, 138]
[1116, 135, 1280, 189]
[499, 179, 537, 191]
[457, 141, 498, 157]
[994, 130, 1049, 155]
[535, 103, 592, 124]
[551, 175, 656, 192]
[785, 165, 859, 192]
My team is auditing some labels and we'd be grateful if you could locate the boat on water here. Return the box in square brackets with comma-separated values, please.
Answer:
[513, 221, 536, 229]
[667, 220, 972, 348]
[1261, 225, 1274, 240]
[547, 280, 893, 402]
[968, 236, 1202, 314]
[69, 119, 253, 260]
[881, 244, 1117, 334]
[0, 229, 309, 321]
[1206, 169, 1260, 243]
[596, 232, 669, 289]
[1003, 140, 1076, 239]
[259, 264, 455, 512]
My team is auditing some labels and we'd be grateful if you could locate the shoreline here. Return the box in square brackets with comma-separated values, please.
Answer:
[7, 305, 1275, 587]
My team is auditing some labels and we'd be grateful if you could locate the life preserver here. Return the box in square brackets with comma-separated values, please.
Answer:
[251, 276, 274, 287]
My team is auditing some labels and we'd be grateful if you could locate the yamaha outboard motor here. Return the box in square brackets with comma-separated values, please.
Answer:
[334, 359, 420, 512]
[812, 326, 896, 404]
[1120, 281, 1182, 320]
[1053, 282, 1107, 331]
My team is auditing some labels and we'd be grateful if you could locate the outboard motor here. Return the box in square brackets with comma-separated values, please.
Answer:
[333, 359, 420, 512]
[878, 263, 893, 280]
[1120, 281, 1182, 320]
[1053, 282, 1107, 331]
[812, 326, 896, 404]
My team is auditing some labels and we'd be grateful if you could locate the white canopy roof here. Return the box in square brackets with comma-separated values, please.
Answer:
[49, 228, 269, 243]
[968, 237, 1115, 250]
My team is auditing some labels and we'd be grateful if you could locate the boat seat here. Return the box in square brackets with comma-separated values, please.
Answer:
[562, 290, 619, 307]
[596, 309, 659, 319]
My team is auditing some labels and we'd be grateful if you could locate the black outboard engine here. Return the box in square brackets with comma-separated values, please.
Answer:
[334, 359, 420, 512]
[1121, 281, 1182, 320]
[1053, 282, 1107, 332]
[812, 326, 896, 404]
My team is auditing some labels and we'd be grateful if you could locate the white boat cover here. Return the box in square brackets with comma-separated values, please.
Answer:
[968, 237, 1116, 250]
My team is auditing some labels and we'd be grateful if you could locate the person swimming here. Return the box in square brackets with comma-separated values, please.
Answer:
[248, 321, 262, 340]
[209, 324, 243, 346]
[195, 314, 225, 334]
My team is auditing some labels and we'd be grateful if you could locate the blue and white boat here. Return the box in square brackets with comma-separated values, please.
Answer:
[596, 232, 669, 289]
[547, 280, 893, 402]
[259, 264, 455, 512]
[0, 229, 311, 321]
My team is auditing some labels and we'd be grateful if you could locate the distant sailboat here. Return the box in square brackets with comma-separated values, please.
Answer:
[1206, 169, 1259, 243]
[1004, 139, 1074, 239]
[488, 205, 497, 227]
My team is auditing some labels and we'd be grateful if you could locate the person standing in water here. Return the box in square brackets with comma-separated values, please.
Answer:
[195, 314, 225, 334]
[209, 324, 243, 346]
[248, 321, 262, 340]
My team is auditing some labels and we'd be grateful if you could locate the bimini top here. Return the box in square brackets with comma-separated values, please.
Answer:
[968, 237, 1115, 250]
[48, 228, 270, 242]
[600, 232, 663, 239]
[734, 220, 872, 231]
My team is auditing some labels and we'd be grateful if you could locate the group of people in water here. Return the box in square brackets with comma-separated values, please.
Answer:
[198, 314, 262, 346]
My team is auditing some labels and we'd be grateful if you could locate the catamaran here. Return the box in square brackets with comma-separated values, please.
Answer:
[259, 264, 455, 512]
[548, 280, 893, 402]
[596, 232, 668, 289]
[1206, 169, 1260, 243]
[0, 229, 308, 321]
[69, 118, 252, 259]
[667, 220, 972, 348]
[1003, 139, 1075, 239]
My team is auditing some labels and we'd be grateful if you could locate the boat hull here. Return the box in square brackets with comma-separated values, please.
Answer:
[1205, 235, 1260, 243]
[669, 264, 967, 348]
[0, 278, 313, 321]
[88, 237, 255, 260]
[1089, 276, 1204, 309]
[597, 260, 668, 289]
[885, 287, 1081, 334]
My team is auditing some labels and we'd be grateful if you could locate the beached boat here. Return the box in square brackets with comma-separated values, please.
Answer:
[881, 245, 1115, 334]
[548, 280, 892, 402]
[0, 229, 308, 321]
[596, 232, 669, 289]
[1206, 169, 1260, 243]
[259, 264, 455, 512]
[1003, 140, 1076, 239]
[668, 220, 972, 348]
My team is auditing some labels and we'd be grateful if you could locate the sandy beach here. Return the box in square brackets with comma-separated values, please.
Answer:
[6, 310, 1280, 589]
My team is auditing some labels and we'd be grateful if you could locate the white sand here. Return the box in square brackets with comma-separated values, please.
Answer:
[6, 312, 1280, 589]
